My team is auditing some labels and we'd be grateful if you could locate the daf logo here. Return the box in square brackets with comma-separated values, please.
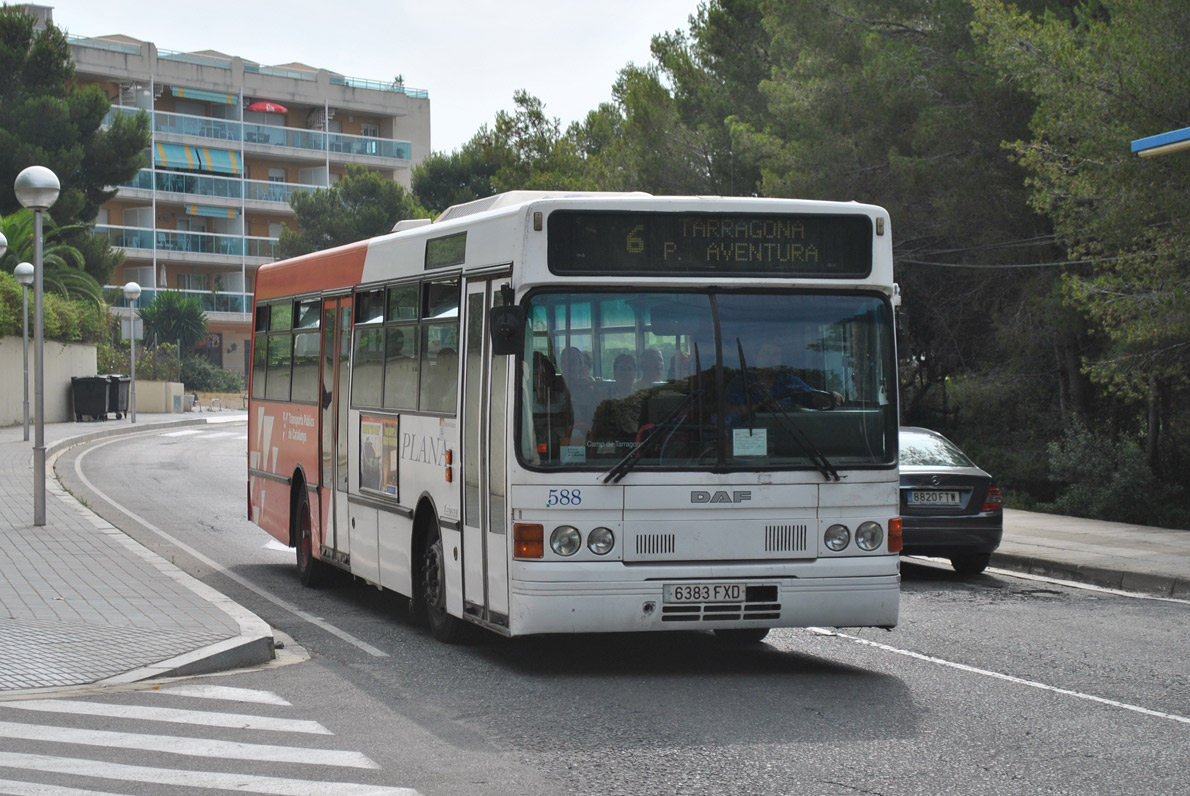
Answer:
[691, 490, 752, 504]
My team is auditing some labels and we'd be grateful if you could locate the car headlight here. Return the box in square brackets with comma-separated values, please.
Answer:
[856, 521, 884, 551]
[588, 527, 615, 555]
[824, 524, 850, 551]
[550, 525, 582, 556]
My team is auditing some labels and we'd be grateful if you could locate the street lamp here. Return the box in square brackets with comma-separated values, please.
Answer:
[15, 263, 35, 442]
[15, 165, 60, 527]
[123, 282, 141, 423]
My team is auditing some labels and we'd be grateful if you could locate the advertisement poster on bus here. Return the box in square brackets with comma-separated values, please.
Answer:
[360, 415, 400, 497]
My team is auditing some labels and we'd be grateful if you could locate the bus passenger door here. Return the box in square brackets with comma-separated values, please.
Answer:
[320, 296, 352, 563]
[461, 278, 510, 623]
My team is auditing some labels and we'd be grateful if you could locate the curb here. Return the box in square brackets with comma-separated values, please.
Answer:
[991, 552, 1188, 599]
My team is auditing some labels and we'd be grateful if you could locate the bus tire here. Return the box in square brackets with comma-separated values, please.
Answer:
[713, 628, 770, 644]
[294, 489, 324, 587]
[420, 525, 463, 643]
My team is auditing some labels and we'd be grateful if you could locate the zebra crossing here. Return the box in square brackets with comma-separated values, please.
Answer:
[0, 685, 419, 795]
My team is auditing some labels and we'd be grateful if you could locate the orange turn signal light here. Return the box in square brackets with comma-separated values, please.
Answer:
[888, 517, 903, 553]
[513, 523, 544, 559]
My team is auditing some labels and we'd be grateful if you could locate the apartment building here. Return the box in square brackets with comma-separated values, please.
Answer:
[28, 5, 430, 377]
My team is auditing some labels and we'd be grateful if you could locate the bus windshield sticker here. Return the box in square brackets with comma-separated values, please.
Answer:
[547, 211, 872, 277]
[425, 232, 467, 269]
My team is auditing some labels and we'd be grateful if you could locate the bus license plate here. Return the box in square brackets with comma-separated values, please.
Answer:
[909, 490, 961, 506]
[664, 583, 746, 604]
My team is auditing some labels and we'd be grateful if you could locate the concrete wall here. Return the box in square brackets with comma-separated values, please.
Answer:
[0, 337, 98, 426]
[0, 336, 186, 425]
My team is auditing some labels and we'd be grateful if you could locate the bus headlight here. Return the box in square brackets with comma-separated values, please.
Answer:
[856, 521, 884, 551]
[587, 527, 615, 555]
[824, 524, 851, 551]
[550, 525, 582, 556]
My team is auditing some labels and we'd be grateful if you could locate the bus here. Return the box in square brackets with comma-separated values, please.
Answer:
[248, 191, 901, 643]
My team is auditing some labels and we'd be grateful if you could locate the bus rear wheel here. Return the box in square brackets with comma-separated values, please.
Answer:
[420, 528, 464, 643]
[295, 491, 324, 587]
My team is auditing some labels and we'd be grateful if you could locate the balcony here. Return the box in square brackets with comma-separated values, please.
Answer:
[106, 107, 413, 162]
[119, 169, 315, 208]
[110, 287, 253, 320]
[96, 224, 278, 262]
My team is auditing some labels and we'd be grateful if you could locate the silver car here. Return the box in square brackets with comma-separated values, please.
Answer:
[899, 426, 1003, 575]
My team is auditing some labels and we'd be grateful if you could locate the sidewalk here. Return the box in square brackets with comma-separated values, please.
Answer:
[0, 409, 274, 695]
[2, 416, 1187, 696]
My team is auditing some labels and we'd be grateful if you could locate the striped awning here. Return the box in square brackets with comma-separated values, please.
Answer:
[172, 85, 238, 105]
[185, 204, 240, 218]
[154, 143, 242, 175]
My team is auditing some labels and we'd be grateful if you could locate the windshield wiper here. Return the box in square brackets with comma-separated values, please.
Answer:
[602, 387, 704, 484]
[737, 338, 840, 482]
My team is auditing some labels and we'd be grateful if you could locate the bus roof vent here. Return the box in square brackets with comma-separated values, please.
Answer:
[392, 218, 432, 233]
[435, 190, 652, 224]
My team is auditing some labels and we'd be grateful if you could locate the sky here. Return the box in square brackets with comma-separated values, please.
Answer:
[43, 0, 703, 155]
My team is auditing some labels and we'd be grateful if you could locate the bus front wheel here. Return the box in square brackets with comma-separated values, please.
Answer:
[420, 527, 464, 643]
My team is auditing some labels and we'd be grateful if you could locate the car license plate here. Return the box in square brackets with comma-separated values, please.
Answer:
[908, 490, 961, 506]
[664, 582, 747, 603]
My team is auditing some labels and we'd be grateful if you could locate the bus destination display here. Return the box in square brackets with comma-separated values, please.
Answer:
[547, 210, 873, 277]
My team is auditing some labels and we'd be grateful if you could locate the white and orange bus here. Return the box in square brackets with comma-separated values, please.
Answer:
[248, 191, 901, 643]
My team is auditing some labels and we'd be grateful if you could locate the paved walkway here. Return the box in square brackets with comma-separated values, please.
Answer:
[0, 410, 272, 695]
[1, 413, 1186, 695]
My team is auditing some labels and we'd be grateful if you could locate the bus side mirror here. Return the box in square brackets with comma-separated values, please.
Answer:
[489, 304, 525, 356]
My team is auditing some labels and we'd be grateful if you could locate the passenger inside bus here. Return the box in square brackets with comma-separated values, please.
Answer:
[634, 347, 665, 391]
[560, 346, 600, 423]
[531, 352, 572, 460]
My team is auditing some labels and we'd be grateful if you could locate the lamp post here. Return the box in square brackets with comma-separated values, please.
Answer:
[15, 165, 60, 527]
[123, 282, 141, 423]
[15, 263, 35, 442]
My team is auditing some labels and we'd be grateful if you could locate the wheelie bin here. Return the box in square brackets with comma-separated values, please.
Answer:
[71, 376, 111, 421]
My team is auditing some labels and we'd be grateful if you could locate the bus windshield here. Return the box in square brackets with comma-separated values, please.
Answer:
[518, 290, 897, 473]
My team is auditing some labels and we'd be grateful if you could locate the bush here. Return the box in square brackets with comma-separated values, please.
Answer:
[180, 354, 243, 393]
[98, 341, 181, 382]
[1040, 420, 1190, 529]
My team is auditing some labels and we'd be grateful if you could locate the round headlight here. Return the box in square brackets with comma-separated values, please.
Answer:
[824, 524, 851, 552]
[550, 525, 582, 556]
[856, 521, 884, 551]
[588, 527, 615, 555]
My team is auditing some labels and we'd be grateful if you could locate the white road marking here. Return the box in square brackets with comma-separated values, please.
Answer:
[0, 753, 418, 796]
[809, 628, 1190, 726]
[0, 700, 331, 734]
[0, 779, 132, 795]
[160, 429, 204, 437]
[265, 538, 293, 552]
[157, 685, 291, 705]
[73, 439, 390, 658]
[0, 721, 377, 768]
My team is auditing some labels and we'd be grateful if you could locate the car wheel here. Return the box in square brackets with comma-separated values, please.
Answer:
[950, 552, 992, 576]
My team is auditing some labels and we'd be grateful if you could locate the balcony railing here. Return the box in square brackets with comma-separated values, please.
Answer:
[111, 287, 253, 315]
[120, 169, 317, 204]
[95, 224, 278, 260]
[106, 107, 413, 161]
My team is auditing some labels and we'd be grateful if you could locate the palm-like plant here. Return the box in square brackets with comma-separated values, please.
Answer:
[0, 209, 103, 304]
[137, 289, 208, 349]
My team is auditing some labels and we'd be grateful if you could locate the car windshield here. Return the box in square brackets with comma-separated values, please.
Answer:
[517, 289, 897, 473]
[900, 430, 976, 468]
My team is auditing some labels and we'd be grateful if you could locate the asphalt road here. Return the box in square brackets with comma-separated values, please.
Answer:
[49, 420, 1190, 796]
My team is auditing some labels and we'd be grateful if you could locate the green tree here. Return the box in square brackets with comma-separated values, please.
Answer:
[0, 5, 150, 225]
[411, 138, 498, 215]
[476, 90, 587, 192]
[137, 289, 207, 350]
[0, 208, 102, 303]
[973, 0, 1190, 475]
[278, 164, 426, 258]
